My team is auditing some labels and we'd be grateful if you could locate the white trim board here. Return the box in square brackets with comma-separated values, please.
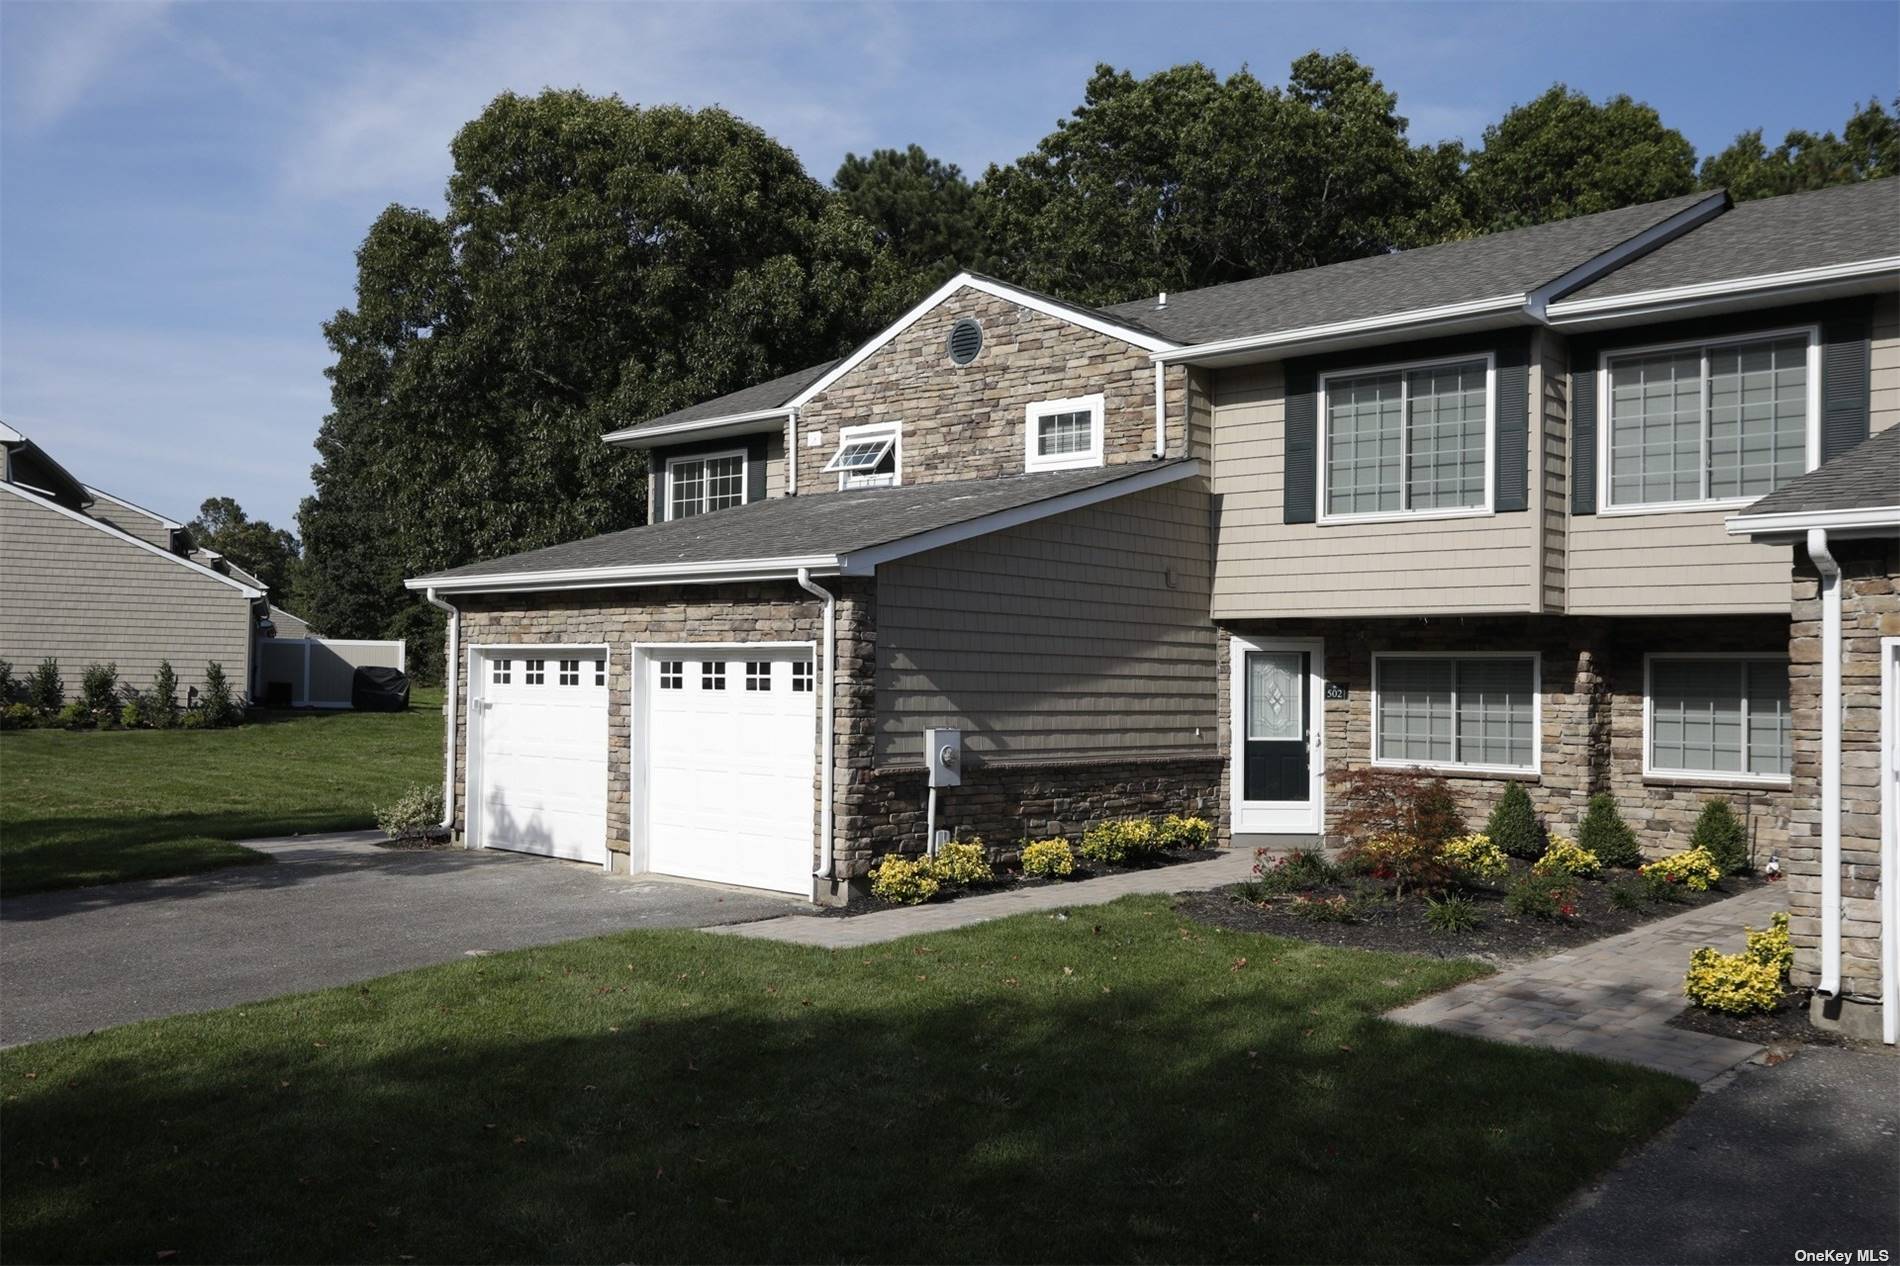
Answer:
[0, 481, 264, 597]
[602, 407, 790, 447]
[1545, 256, 1900, 323]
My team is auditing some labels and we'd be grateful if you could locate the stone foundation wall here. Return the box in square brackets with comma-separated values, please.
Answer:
[1786, 537, 1897, 1001]
[1218, 615, 1794, 854]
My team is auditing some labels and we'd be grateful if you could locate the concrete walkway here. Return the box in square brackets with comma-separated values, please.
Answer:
[1389, 882, 1788, 1083]
[713, 848, 1257, 948]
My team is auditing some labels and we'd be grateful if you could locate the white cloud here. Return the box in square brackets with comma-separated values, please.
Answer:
[4, 1, 175, 130]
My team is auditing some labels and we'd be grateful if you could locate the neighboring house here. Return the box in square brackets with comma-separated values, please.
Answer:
[0, 423, 264, 698]
[409, 177, 1900, 987]
[1729, 424, 1900, 1043]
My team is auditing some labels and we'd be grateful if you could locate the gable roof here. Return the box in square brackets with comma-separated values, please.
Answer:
[1554, 178, 1900, 308]
[0, 480, 264, 597]
[409, 459, 1197, 592]
[1728, 425, 1900, 532]
[1102, 191, 1721, 347]
[602, 359, 842, 444]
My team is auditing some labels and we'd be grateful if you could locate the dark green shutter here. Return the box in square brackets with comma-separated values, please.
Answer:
[1284, 364, 1317, 524]
[1570, 366, 1597, 515]
[1820, 316, 1871, 462]
[1494, 336, 1531, 512]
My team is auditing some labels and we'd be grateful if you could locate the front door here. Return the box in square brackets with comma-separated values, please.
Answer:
[1231, 636, 1324, 835]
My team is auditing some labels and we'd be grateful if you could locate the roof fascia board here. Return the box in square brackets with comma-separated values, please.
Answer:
[405, 553, 843, 594]
[1725, 504, 1900, 537]
[1546, 256, 1900, 324]
[787, 273, 1178, 411]
[84, 485, 184, 529]
[838, 460, 1202, 574]
[601, 407, 790, 446]
[0, 481, 263, 597]
[1150, 294, 1526, 366]
[1525, 192, 1730, 318]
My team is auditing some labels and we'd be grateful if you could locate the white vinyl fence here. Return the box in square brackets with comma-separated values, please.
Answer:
[257, 637, 407, 708]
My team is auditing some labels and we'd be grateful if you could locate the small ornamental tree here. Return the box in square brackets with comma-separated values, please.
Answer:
[81, 662, 120, 718]
[150, 660, 181, 728]
[0, 660, 17, 704]
[1486, 783, 1546, 860]
[1690, 798, 1751, 875]
[26, 658, 63, 716]
[1577, 792, 1643, 869]
[1333, 766, 1467, 848]
[199, 662, 243, 728]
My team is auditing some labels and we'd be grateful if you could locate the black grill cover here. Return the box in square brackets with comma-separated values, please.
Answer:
[351, 666, 410, 712]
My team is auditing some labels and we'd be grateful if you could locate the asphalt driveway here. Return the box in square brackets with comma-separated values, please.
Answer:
[0, 831, 805, 1047]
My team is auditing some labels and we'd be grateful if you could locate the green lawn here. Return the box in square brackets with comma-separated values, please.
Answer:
[0, 896, 1696, 1264]
[0, 689, 444, 895]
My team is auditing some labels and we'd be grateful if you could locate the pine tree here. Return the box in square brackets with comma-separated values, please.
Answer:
[1486, 783, 1546, 860]
[1690, 799, 1750, 874]
[1577, 792, 1642, 868]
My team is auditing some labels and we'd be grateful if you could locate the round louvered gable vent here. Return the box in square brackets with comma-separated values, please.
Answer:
[947, 318, 983, 365]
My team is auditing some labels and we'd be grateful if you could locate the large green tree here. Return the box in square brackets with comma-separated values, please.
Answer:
[301, 89, 908, 639]
[1700, 97, 1900, 201]
[186, 496, 301, 597]
[976, 54, 1450, 306]
[1464, 86, 1697, 231]
[834, 145, 989, 296]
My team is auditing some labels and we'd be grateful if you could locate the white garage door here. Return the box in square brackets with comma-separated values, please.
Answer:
[645, 648, 816, 894]
[475, 651, 609, 865]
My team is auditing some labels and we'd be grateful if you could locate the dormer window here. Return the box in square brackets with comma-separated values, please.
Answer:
[1319, 354, 1493, 523]
[1024, 393, 1105, 472]
[825, 423, 900, 489]
[666, 450, 747, 520]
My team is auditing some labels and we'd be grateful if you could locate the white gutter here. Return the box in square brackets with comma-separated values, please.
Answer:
[787, 406, 799, 495]
[1153, 362, 1167, 458]
[601, 407, 791, 446]
[1726, 505, 1900, 538]
[1150, 294, 1525, 366]
[1809, 528, 1844, 999]
[1883, 634, 1899, 1044]
[406, 554, 842, 595]
[794, 568, 836, 885]
[1545, 256, 1900, 323]
[421, 586, 460, 833]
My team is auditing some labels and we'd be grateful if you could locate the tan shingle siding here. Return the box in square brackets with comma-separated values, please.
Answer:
[0, 492, 253, 694]
[1871, 290, 1899, 436]
[1538, 330, 1569, 612]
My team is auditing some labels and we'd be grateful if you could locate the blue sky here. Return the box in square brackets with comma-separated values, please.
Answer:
[2, 1, 1895, 530]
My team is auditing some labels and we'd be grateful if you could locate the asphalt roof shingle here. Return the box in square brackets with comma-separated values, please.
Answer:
[614, 359, 841, 436]
[1737, 425, 1900, 520]
[416, 460, 1194, 582]
[1560, 179, 1900, 303]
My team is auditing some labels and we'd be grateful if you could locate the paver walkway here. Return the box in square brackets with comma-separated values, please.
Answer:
[1389, 882, 1788, 1084]
[712, 848, 1256, 948]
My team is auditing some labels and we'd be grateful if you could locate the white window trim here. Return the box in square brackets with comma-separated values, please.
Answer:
[834, 421, 903, 490]
[1317, 350, 1497, 526]
[1370, 651, 1542, 776]
[1642, 652, 1794, 786]
[663, 448, 749, 521]
[1595, 325, 1821, 517]
[1024, 393, 1106, 473]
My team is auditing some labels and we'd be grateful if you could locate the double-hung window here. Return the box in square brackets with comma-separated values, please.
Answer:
[824, 423, 900, 489]
[1646, 655, 1791, 781]
[665, 450, 747, 519]
[1601, 330, 1816, 511]
[1374, 654, 1538, 773]
[1322, 355, 1492, 521]
[1024, 393, 1105, 472]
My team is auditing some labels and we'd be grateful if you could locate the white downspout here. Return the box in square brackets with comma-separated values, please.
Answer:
[1809, 528, 1843, 999]
[787, 407, 799, 496]
[422, 586, 460, 833]
[1153, 363, 1167, 459]
[1883, 635, 1898, 1044]
[795, 568, 835, 883]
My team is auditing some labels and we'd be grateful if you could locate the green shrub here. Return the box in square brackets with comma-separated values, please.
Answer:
[180, 710, 208, 730]
[0, 659, 16, 704]
[1607, 878, 1646, 911]
[1019, 838, 1076, 879]
[870, 855, 940, 905]
[1440, 832, 1510, 885]
[929, 840, 994, 887]
[1640, 847, 1723, 893]
[1505, 876, 1577, 920]
[1, 702, 36, 730]
[1286, 893, 1356, 923]
[1425, 893, 1482, 934]
[81, 662, 120, 718]
[1252, 847, 1339, 895]
[1078, 818, 1161, 865]
[1341, 833, 1455, 901]
[26, 658, 63, 715]
[374, 783, 445, 837]
[1684, 946, 1782, 1014]
[55, 701, 91, 730]
[1485, 783, 1546, 860]
[1155, 814, 1212, 850]
[1532, 835, 1602, 879]
[1577, 793, 1642, 868]
[199, 661, 243, 728]
[150, 660, 181, 728]
[120, 698, 147, 729]
[1689, 799, 1750, 875]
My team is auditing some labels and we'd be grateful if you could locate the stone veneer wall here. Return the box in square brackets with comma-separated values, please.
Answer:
[1217, 615, 1794, 853]
[791, 286, 1188, 492]
[1786, 537, 1897, 1003]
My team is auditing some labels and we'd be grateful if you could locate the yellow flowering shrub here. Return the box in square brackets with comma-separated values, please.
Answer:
[870, 855, 940, 905]
[1745, 911, 1793, 977]
[1640, 847, 1723, 892]
[1079, 818, 1161, 864]
[1684, 946, 1782, 1014]
[1441, 833, 1510, 884]
[1532, 835, 1602, 878]
[1156, 814, 1213, 850]
[1019, 838, 1076, 878]
[929, 839, 994, 887]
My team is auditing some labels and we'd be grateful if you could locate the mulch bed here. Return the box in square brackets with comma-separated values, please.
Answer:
[1176, 860, 1775, 965]
[1668, 988, 1888, 1053]
[813, 848, 1222, 918]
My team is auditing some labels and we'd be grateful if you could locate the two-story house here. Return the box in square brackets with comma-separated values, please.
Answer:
[409, 180, 1898, 927]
